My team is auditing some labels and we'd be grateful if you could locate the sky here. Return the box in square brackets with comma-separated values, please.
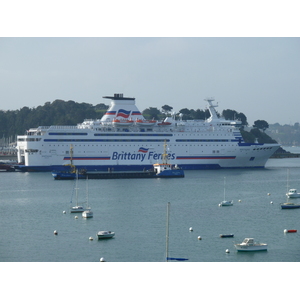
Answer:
[1, 3, 299, 126]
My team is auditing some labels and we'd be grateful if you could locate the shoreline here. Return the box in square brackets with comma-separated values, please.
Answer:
[270, 153, 300, 158]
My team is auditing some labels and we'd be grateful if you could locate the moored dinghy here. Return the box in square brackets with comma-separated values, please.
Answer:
[97, 231, 115, 239]
[220, 234, 234, 238]
[280, 202, 300, 209]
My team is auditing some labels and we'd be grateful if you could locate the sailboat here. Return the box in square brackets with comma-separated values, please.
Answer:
[281, 169, 300, 209]
[285, 169, 300, 198]
[82, 176, 93, 218]
[219, 177, 233, 206]
[166, 202, 188, 262]
[70, 170, 85, 213]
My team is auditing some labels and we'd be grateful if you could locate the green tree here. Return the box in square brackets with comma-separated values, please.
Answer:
[161, 105, 173, 114]
[253, 120, 269, 131]
[222, 109, 248, 126]
[142, 107, 161, 120]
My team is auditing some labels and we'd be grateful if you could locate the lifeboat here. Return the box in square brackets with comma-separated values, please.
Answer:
[157, 117, 173, 126]
[135, 119, 157, 126]
[112, 119, 134, 127]
[157, 121, 172, 126]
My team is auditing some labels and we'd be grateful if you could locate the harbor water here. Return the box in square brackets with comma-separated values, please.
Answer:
[1, 155, 300, 262]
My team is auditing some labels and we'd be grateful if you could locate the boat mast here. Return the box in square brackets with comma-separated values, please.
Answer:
[162, 140, 169, 165]
[70, 144, 74, 166]
[286, 169, 290, 193]
[224, 177, 226, 202]
[86, 175, 89, 208]
[75, 169, 79, 206]
[166, 202, 170, 261]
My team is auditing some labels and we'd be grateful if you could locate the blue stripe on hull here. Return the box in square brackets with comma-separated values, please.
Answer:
[15, 163, 265, 172]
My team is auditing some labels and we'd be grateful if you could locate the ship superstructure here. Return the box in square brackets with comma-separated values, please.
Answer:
[16, 94, 280, 172]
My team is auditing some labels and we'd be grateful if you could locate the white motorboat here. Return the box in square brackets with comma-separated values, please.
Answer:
[234, 238, 267, 252]
[285, 169, 300, 198]
[97, 231, 115, 239]
[286, 189, 300, 198]
[82, 209, 93, 218]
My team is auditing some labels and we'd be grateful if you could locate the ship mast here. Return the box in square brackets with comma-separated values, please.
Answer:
[162, 140, 169, 165]
[70, 144, 74, 166]
[166, 202, 170, 261]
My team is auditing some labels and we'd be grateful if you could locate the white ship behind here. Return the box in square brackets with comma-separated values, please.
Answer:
[16, 94, 280, 172]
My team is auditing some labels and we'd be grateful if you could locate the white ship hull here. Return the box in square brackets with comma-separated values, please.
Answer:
[16, 94, 280, 172]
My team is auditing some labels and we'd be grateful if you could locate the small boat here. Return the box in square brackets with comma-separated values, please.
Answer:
[219, 234, 234, 238]
[70, 205, 85, 213]
[112, 118, 134, 126]
[135, 119, 157, 126]
[218, 177, 233, 206]
[286, 189, 300, 198]
[82, 209, 93, 218]
[280, 202, 300, 209]
[53, 168, 157, 179]
[219, 200, 233, 206]
[70, 170, 86, 213]
[82, 178, 93, 218]
[153, 141, 184, 178]
[97, 231, 115, 239]
[157, 117, 172, 126]
[234, 238, 267, 252]
[285, 169, 300, 198]
[0, 161, 15, 172]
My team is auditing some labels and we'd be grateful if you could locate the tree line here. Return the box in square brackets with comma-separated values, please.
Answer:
[0, 99, 275, 144]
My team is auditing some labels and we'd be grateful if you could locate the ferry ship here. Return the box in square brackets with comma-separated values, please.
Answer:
[15, 94, 280, 172]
